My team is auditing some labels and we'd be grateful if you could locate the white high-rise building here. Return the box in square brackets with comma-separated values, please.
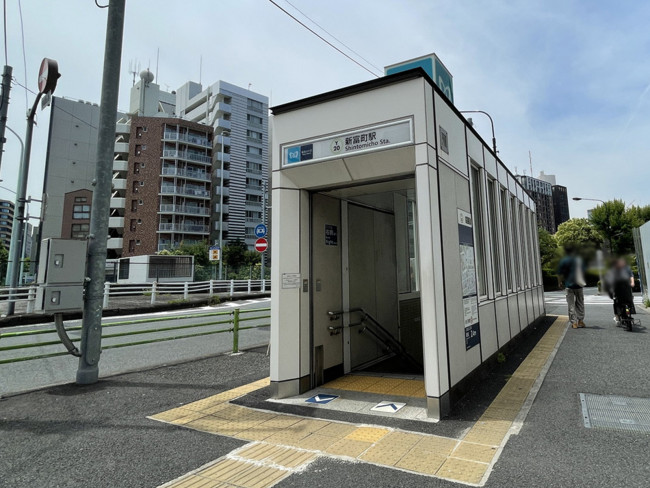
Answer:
[175, 81, 269, 249]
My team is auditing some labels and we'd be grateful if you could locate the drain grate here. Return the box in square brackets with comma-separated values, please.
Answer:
[580, 393, 650, 433]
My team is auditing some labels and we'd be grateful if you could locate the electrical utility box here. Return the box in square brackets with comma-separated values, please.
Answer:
[35, 239, 87, 313]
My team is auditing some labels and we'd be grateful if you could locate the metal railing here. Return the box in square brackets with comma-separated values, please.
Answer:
[0, 307, 270, 365]
[159, 204, 210, 216]
[0, 279, 270, 313]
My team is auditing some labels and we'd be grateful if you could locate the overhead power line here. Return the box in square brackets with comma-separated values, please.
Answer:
[283, 0, 383, 73]
[268, 0, 381, 78]
[3, 0, 7, 66]
[17, 0, 27, 113]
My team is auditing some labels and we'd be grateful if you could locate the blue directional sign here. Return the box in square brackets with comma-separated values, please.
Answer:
[254, 223, 267, 238]
[305, 394, 338, 405]
[370, 401, 406, 413]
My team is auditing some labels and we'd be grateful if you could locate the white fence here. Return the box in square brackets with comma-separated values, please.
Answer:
[0, 279, 270, 315]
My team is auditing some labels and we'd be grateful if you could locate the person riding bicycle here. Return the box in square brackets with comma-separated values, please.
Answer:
[603, 258, 635, 327]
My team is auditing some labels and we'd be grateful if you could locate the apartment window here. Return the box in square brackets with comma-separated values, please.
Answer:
[247, 99, 264, 111]
[71, 223, 89, 238]
[134, 162, 140, 174]
[132, 181, 139, 193]
[74, 196, 87, 203]
[129, 240, 135, 252]
[247, 129, 263, 141]
[247, 114, 263, 125]
[487, 178, 502, 295]
[246, 145, 263, 157]
[73, 204, 90, 219]
[130, 219, 137, 232]
[131, 200, 138, 212]
[470, 164, 487, 298]
[246, 161, 263, 174]
[139, 199, 144, 205]
[501, 188, 513, 292]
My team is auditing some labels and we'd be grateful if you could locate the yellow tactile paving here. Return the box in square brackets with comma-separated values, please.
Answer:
[344, 426, 390, 443]
[325, 438, 373, 458]
[322, 375, 426, 398]
[451, 442, 499, 464]
[154, 315, 570, 487]
[437, 457, 489, 485]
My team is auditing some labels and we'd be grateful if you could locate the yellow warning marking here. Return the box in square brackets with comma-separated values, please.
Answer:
[437, 457, 489, 485]
[451, 442, 499, 464]
[344, 426, 390, 443]
[153, 315, 569, 487]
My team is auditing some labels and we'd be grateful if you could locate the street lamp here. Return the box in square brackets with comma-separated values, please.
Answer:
[217, 130, 230, 280]
[460, 110, 497, 156]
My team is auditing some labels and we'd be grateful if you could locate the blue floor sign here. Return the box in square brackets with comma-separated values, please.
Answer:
[305, 394, 338, 404]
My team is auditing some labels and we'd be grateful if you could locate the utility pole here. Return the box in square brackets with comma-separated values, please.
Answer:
[76, 0, 126, 385]
[0, 65, 13, 173]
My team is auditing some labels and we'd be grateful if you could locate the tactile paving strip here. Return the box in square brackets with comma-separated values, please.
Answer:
[580, 393, 650, 432]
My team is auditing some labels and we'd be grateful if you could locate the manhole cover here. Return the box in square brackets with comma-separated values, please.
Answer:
[580, 393, 650, 433]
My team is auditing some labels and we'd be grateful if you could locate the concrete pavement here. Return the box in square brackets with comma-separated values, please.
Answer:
[1, 290, 649, 487]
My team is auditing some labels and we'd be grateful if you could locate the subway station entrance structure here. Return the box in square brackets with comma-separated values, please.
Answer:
[269, 69, 545, 420]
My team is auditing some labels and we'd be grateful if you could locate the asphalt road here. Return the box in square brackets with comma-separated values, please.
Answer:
[0, 297, 270, 397]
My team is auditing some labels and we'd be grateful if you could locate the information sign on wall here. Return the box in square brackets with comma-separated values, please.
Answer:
[458, 209, 481, 350]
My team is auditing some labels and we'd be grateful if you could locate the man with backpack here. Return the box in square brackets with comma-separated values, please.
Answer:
[557, 245, 588, 328]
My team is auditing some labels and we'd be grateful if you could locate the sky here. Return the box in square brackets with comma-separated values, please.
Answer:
[1, 0, 649, 221]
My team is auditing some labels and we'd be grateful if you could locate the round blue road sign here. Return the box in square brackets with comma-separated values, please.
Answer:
[254, 223, 267, 238]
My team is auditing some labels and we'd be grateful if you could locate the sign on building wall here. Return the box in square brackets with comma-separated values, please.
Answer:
[282, 119, 413, 167]
[458, 209, 481, 350]
[385, 53, 454, 103]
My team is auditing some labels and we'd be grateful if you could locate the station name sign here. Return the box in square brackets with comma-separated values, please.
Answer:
[282, 119, 413, 167]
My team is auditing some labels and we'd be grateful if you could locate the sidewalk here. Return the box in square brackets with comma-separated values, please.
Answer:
[1, 294, 649, 487]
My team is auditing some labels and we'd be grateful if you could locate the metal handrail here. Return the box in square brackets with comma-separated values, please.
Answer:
[327, 307, 422, 369]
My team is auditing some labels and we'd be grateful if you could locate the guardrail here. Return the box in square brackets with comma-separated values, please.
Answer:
[0, 279, 270, 313]
[0, 307, 270, 365]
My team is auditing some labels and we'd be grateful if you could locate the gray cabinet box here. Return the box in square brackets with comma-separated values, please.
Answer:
[35, 285, 84, 313]
[37, 239, 87, 285]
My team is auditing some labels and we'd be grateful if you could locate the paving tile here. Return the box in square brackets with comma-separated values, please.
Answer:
[169, 411, 209, 425]
[325, 438, 374, 458]
[413, 435, 458, 455]
[317, 422, 358, 438]
[149, 407, 196, 422]
[436, 457, 489, 485]
[258, 415, 302, 429]
[185, 415, 230, 433]
[294, 433, 339, 451]
[451, 441, 499, 463]
[236, 443, 316, 468]
[359, 442, 411, 467]
[396, 449, 447, 475]
[375, 431, 423, 449]
[166, 474, 223, 487]
[344, 426, 390, 443]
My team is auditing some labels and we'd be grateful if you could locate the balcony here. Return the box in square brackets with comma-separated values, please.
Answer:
[214, 136, 231, 149]
[112, 178, 127, 191]
[162, 130, 211, 148]
[214, 221, 229, 232]
[214, 203, 229, 214]
[215, 186, 230, 197]
[158, 223, 209, 234]
[162, 149, 211, 165]
[245, 201, 263, 211]
[108, 216, 124, 228]
[161, 167, 210, 181]
[215, 118, 231, 131]
[107, 238, 123, 249]
[115, 122, 130, 134]
[246, 184, 264, 194]
[160, 185, 210, 199]
[110, 197, 126, 209]
[215, 101, 231, 114]
[214, 168, 230, 180]
[159, 204, 210, 216]
[114, 141, 129, 154]
[113, 160, 128, 172]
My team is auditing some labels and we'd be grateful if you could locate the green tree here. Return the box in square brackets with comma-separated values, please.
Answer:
[555, 218, 603, 256]
[538, 228, 559, 270]
[589, 200, 639, 255]
[223, 239, 248, 268]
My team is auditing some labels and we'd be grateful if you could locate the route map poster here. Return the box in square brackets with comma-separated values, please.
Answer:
[458, 209, 481, 350]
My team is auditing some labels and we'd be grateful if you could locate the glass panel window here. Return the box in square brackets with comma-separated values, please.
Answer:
[501, 189, 513, 292]
[71, 223, 89, 238]
[73, 204, 90, 219]
[519, 204, 529, 288]
[470, 164, 487, 298]
[510, 195, 521, 290]
[488, 179, 502, 295]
